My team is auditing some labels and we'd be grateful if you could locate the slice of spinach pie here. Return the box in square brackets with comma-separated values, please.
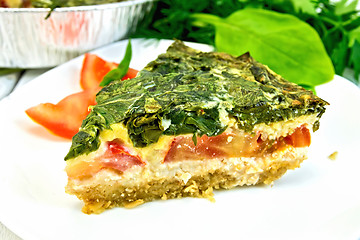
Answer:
[64, 40, 328, 214]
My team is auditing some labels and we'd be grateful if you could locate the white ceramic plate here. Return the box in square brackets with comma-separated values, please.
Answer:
[0, 39, 359, 240]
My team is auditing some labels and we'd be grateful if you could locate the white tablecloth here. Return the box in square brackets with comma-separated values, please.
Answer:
[0, 69, 49, 240]
[0, 67, 359, 240]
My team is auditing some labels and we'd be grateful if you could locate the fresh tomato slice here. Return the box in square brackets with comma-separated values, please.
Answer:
[80, 53, 118, 90]
[26, 53, 139, 140]
[80, 53, 139, 90]
[25, 88, 99, 139]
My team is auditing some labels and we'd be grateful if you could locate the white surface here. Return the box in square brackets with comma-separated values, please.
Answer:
[0, 223, 21, 240]
[14, 69, 50, 91]
[0, 39, 360, 240]
[0, 72, 20, 100]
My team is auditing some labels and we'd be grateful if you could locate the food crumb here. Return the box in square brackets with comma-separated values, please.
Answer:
[328, 151, 338, 160]
[203, 187, 215, 203]
[124, 199, 144, 209]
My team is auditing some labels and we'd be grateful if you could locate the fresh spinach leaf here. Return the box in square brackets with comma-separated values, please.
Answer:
[192, 9, 335, 87]
[291, 0, 316, 15]
[100, 39, 132, 87]
[334, 0, 359, 15]
[330, 35, 349, 75]
[349, 26, 360, 46]
[349, 40, 360, 81]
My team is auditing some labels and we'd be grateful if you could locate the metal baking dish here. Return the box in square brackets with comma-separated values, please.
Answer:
[0, 0, 154, 68]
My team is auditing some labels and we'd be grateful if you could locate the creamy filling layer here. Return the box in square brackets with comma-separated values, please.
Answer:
[68, 146, 308, 190]
[66, 115, 314, 181]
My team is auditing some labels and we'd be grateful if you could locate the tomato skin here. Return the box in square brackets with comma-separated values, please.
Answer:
[163, 133, 235, 163]
[66, 140, 144, 180]
[122, 67, 139, 80]
[25, 88, 99, 139]
[101, 140, 145, 172]
[285, 125, 311, 147]
[80, 53, 118, 90]
[164, 126, 311, 163]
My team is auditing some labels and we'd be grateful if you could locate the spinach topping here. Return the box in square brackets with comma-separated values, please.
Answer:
[65, 40, 328, 160]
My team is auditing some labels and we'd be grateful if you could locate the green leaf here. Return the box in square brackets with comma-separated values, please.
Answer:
[330, 35, 349, 75]
[99, 39, 132, 87]
[192, 9, 335, 87]
[335, 0, 358, 15]
[291, 0, 317, 15]
[349, 26, 360, 46]
[299, 84, 316, 94]
[349, 40, 360, 81]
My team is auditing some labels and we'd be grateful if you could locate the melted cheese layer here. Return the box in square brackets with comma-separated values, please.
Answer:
[66, 113, 316, 186]
[91, 113, 318, 165]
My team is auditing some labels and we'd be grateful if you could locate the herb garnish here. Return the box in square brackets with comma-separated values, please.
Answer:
[100, 39, 132, 87]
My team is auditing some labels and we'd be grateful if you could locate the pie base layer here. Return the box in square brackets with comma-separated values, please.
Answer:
[66, 146, 307, 214]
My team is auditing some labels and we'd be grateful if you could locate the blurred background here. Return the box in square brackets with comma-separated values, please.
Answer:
[1, 0, 360, 100]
